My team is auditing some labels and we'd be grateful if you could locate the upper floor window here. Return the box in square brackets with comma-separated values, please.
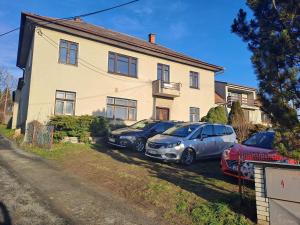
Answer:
[59, 40, 78, 66]
[55, 90, 76, 115]
[108, 52, 137, 77]
[190, 71, 199, 89]
[157, 63, 170, 83]
[190, 107, 200, 122]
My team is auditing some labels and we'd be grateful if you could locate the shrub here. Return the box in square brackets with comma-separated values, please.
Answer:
[248, 124, 269, 137]
[201, 106, 228, 124]
[228, 102, 250, 142]
[48, 115, 110, 143]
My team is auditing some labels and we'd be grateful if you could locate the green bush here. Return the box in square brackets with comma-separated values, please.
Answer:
[48, 115, 111, 143]
[201, 106, 228, 124]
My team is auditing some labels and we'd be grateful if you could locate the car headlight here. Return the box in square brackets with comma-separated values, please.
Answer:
[164, 141, 182, 148]
[119, 136, 136, 142]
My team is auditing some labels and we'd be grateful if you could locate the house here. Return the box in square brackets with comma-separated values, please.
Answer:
[12, 12, 223, 130]
[215, 81, 270, 125]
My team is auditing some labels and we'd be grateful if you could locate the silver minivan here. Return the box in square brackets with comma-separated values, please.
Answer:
[145, 122, 237, 165]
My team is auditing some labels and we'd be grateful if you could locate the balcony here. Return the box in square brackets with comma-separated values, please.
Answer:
[227, 96, 259, 107]
[152, 80, 181, 98]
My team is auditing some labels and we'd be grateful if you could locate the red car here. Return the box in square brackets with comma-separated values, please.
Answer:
[220, 131, 298, 180]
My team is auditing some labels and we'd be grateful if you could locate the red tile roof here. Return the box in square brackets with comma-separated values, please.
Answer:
[21, 12, 223, 72]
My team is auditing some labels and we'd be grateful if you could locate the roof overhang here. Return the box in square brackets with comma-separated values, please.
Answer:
[17, 12, 224, 72]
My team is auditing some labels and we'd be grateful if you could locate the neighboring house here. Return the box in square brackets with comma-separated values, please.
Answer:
[215, 81, 270, 125]
[12, 12, 223, 130]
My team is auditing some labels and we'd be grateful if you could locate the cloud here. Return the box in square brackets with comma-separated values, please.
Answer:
[110, 15, 143, 32]
[133, 7, 153, 16]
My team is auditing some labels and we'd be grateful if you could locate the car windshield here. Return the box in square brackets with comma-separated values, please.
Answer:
[130, 120, 157, 130]
[163, 124, 199, 137]
[243, 132, 275, 149]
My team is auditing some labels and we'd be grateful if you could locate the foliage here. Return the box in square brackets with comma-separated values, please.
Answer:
[201, 106, 228, 124]
[232, 0, 300, 154]
[228, 102, 251, 142]
[190, 202, 249, 225]
[274, 127, 300, 160]
[248, 123, 269, 137]
[48, 115, 111, 143]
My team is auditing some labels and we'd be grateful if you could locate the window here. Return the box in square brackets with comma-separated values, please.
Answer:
[108, 52, 137, 77]
[59, 40, 78, 65]
[202, 125, 214, 137]
[190, 71, 199, 89]
[190, 107, 200, 122]
[106, 97, 137, 121]
[157, 63, 170, 83]
[225, 126, 234, 135]
[214, 125, 226, 136]
[154, 122, 174, 133]
[55, 91, 76, 115]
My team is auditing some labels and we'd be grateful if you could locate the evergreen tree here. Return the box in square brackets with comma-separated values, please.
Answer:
[201, 106, 228, 124]
[232, 0, 300, 153]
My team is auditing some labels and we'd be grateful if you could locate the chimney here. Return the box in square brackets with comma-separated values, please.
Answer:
[74, 17, 83, 22]
[148, 33, 156, 44]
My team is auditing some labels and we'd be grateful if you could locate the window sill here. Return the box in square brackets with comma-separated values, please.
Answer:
[58, 62, 78, 67]
[189, 87, 200, 90]
[108, 71, 138, 79]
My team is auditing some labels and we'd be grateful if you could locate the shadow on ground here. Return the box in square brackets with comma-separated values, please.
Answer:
[0, 202, 11, 225]
[91, 143, 256, 222]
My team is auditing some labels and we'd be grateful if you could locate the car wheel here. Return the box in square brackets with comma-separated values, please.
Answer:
[240, 162, 254, 179]
[181, 148, 195, 166]
[135, 138, 145, 152]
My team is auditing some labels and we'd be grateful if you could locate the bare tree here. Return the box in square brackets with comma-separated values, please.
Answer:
[0, 67, 17, 124]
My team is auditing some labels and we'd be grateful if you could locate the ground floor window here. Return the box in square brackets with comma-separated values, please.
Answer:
[106, 97, 137, 121]
[190, 107, 200, 122]
[55, 90, 76, 115]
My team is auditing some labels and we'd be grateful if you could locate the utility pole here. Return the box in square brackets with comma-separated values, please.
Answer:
[3, 87, 8, 118]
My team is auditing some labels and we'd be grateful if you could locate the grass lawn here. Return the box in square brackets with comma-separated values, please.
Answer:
[0, 125, 255, 225]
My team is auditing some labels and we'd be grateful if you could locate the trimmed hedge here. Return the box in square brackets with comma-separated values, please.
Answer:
[201, 106, 228, 124]
[48, 115, 118, 143]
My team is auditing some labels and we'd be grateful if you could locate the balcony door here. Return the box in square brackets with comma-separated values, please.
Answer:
[157, 63, 170, 83]
[156, 107, 170, 121]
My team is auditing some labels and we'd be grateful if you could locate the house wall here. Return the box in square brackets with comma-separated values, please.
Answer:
[23, 27, 216, 125]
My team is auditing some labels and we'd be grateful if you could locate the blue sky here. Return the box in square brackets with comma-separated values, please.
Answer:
[0, 0, 257, 87]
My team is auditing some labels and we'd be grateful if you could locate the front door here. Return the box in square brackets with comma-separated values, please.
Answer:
[156, 107, 169, 121]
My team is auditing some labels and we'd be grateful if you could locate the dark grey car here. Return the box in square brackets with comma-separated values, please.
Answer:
[107, 119, 178, 152]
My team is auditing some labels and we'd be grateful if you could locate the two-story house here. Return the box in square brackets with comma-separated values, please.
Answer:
[12, 12, 223, 130]
[215, 81, 270, 125]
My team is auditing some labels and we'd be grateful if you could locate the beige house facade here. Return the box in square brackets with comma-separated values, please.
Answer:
[12, 13, 223, 130]
[215, 81, 270, 125]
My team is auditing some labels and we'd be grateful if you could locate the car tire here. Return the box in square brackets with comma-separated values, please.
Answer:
[135, 138, 145, 152]
[180, 148, 195, 166]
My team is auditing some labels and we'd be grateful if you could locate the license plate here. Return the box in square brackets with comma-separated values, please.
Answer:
[148, 149, 157, 154]
[109, 138, 115, 143]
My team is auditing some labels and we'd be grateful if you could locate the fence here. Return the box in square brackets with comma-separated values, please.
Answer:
[26, 121, 54, 149]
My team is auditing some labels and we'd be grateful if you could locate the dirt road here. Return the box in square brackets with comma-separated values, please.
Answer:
[0, 136, 157, 225]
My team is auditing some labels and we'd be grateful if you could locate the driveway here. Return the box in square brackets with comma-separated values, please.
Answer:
[0, 136, 158, 225]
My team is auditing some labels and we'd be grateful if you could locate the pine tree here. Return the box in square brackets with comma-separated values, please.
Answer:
[201, 106, 228, 124]
[232, 0, 300, 153]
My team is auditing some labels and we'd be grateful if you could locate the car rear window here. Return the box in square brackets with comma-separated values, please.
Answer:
[225, 126, 234, 135]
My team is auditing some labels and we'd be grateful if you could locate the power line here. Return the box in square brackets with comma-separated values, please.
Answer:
[0, 0, 139, 38]
[37, 29, 150, 84]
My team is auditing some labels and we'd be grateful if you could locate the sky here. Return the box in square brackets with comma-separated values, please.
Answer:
[0, 0, 257, 87]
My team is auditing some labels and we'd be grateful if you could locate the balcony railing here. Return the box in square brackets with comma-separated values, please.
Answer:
[227, 95, 259, 107]
[152, 80, 181, 98]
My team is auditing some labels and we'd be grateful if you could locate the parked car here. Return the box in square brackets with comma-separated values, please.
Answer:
[220, 131, 298, 180]
[107, 119, 178, 152]
[145, 122, 237, 165]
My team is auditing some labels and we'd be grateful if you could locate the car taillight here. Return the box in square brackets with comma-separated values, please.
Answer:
[223, 149, 231, 160]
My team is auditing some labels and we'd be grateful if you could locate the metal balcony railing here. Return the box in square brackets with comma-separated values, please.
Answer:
[152, 80, 181, 98]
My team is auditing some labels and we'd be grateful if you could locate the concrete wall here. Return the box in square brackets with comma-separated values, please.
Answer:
[20, 26, 216, 125]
